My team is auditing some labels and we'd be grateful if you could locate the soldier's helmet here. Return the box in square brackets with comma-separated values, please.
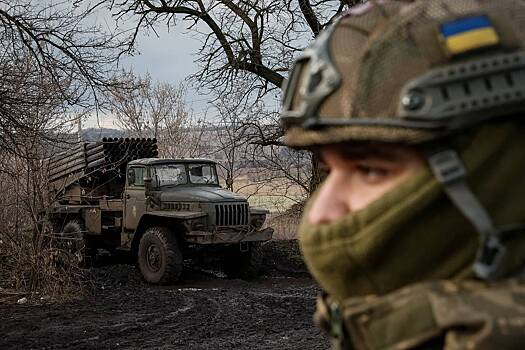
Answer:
[281, 0, 525, 147]
[280, 0, 525, 281]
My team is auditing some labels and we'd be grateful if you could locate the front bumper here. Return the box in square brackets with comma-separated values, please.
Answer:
[185, 227, 273, 244]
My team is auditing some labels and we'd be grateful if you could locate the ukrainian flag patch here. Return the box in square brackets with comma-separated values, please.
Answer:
[440, 15, 499, 55]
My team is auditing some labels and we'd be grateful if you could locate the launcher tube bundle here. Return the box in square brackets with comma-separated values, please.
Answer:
[48, 138, 158, 196]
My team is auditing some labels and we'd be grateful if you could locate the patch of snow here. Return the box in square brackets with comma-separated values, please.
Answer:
[198, 269, 227, 278]
[176, 288, 219, 292]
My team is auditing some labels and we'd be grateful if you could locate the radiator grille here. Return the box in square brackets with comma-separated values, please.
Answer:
[215, 203, 249, 226]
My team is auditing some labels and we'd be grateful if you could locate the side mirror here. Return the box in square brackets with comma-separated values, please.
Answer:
[144, 177, 152, 193]
[127, 169, 135, 186]
[144, 176, 159, 192]
[225, 177, 233, 190]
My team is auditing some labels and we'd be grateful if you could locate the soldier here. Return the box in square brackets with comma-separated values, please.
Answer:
[280, 0, 525, 348]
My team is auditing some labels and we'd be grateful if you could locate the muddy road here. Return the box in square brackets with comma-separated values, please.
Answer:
[0, 242, 330, 349]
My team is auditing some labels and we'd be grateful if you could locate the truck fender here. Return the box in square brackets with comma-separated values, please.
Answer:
[130, 211, 206, 254]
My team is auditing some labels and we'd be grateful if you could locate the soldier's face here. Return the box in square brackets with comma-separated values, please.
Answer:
[308, 144, 425, 225]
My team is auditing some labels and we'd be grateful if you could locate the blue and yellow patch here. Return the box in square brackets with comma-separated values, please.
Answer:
[440, 15, 500, 55]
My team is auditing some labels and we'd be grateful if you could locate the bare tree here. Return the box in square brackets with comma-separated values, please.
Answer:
[94, 0, 366, 195]
[97, 0, 364, 102]
[162, 113, 208, 158]
[109, 71, 203, 157]
[97, 0, 365, 192]
[110, 71, 170, 138]
[205, 93, 258, 193]
[196, 90, 311, 208]
[0, 0, 129, 158]
[0, 1, 130, 298]
[243, 109, 313, 203]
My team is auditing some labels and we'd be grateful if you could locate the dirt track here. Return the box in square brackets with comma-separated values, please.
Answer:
[0, 242, 330, 349]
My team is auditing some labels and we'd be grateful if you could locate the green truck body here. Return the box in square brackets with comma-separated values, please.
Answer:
[46, 138, 273, 284]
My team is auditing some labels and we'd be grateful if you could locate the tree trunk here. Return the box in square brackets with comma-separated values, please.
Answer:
[309, 152, 327, 194]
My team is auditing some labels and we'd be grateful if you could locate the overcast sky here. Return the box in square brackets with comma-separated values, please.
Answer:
[120, 26, 205, 106]
[86, 22, 209, 129]
[83, 8, 285, 130]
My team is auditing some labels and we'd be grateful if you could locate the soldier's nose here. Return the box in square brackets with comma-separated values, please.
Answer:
[308, 172, 351, 225]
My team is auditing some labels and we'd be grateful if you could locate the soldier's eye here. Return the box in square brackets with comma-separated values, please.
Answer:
[356, 165, 389, 182]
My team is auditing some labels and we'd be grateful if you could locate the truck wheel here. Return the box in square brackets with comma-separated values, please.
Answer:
[138, 227, 183, 285]
[52, 220, 94, 266]
[223, 242, 263, 279]
[62, 220, 84, 250]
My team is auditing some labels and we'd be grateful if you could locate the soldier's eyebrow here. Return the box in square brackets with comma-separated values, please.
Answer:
[328, 144, 411, 162]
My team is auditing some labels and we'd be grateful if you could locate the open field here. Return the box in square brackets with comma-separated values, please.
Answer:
[229, 174, 307, 214]
[0, 241, 329, 350]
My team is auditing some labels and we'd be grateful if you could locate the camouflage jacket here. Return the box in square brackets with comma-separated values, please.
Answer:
[315, 279, 525, 350]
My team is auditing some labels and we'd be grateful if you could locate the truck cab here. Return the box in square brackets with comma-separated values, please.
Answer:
[121, 158, 272, 284]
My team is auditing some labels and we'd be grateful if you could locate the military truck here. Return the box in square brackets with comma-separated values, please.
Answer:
[45, 138, 273, 284]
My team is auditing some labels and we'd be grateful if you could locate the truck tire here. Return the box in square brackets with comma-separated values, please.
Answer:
[46, 219, 92, 267]
[223, 242, 263, 279]
[60, 220, 96, 266]
[138, 227, 183, 285]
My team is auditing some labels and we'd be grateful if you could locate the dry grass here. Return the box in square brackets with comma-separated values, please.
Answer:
[0, 152, 93, 304]
[229, 175, 307, 240]
[0, 221, 92, 304]
[265, 203, 304, 240]
[232, 175, 307, 213]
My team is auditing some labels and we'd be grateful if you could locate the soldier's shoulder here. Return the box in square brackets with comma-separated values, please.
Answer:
[341, 279, 525, 349]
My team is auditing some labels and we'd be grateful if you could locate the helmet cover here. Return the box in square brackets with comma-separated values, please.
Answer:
[281, 0, 525, 147]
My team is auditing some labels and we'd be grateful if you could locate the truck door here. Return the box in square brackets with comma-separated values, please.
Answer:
[124, 166, 147, 230]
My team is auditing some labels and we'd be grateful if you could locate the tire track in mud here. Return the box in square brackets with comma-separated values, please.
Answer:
[2, 275, 328, 349]
[100, 293, 197, 336]
[1, 241, 330, 350]
[151, 284, 326, 350]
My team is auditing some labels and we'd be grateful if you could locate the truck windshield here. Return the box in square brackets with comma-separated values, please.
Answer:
[153, 164, 187, 186]
[188, 163, 219, 185]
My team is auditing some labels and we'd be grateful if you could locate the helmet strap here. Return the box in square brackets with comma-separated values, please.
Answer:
[425, 146, 507, 280]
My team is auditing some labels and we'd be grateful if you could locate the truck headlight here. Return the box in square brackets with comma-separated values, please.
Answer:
[250, 216, 265, 229]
